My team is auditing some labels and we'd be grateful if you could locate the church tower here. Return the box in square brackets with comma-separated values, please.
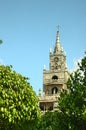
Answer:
[39, 30, 69, 112]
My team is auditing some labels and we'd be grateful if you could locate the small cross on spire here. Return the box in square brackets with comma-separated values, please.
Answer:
[56, 25, 60, 32]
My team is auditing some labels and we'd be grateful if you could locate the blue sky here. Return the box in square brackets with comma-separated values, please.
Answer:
[0, 0, 86, 94]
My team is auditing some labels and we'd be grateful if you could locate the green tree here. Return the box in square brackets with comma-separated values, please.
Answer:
[58, 53, 86, 130]
[0, 65, 39, 130]
[37, 111, 59, 130]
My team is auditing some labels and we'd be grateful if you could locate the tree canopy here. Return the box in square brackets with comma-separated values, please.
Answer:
[58, 53, 86, 130]
[0, 65, 39, 130]
[37, 111, 59, 130]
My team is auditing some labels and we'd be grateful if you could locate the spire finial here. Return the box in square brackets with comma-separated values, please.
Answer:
[54, 25, 62, 53]
[56, 25, 60, 32]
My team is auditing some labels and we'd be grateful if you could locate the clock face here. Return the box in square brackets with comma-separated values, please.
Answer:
[54, 57, 59, 62]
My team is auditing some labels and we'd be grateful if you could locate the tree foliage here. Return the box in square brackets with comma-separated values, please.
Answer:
[0, 65, 39, 130]
[58, 53, 86, 130]
[37, 111, 59, 130]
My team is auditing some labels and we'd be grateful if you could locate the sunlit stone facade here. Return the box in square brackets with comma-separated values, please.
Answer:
[38, 30, 69, 112]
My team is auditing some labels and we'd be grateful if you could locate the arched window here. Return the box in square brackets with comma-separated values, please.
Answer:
[52, 87, 58, 94]
[52, 75, 58, 80]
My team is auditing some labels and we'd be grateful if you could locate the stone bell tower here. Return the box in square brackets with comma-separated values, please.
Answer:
[39, 30, 69, 112]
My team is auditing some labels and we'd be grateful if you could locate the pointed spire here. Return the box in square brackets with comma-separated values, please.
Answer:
[54, 28, 62, 54]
